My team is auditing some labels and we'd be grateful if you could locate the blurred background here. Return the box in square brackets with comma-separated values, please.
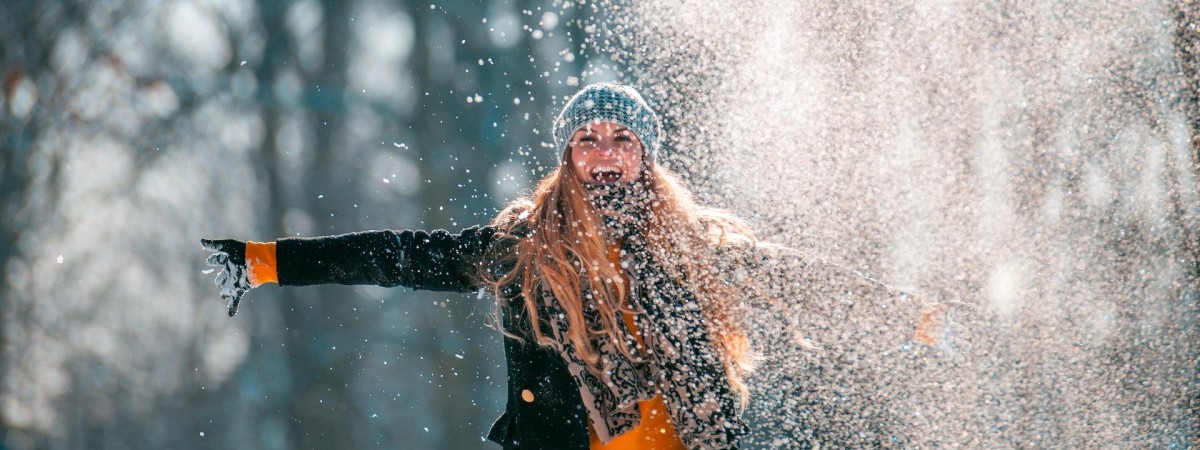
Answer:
[1, 0, 1198, 449]
[1, 0, 599, 448]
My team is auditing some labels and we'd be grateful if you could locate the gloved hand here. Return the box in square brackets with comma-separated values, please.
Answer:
[201, 239, 251, 317]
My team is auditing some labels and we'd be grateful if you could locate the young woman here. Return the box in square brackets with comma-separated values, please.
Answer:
[203, 83, 945, 449]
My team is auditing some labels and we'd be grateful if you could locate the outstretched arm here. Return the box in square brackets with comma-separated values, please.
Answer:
[276, 227, 498, 290]
[202, 226, 501, 316]
[743, 242, 963, 354]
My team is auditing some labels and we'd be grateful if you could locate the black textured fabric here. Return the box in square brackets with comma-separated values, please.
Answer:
[585, 182, 649, 242]
[273, 224, 751, 449]
[487, 295, 592, 449]
[276, 227, 496, 291]
[274, 226, 595, 449]
[269, 224, 926, 449]
[200, 239, 251, 316]
[625, 235, 750, 446]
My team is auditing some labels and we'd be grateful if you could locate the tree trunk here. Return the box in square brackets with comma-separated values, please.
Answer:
[408, 3, 489, 446]
[273, 0, 365, 448]
[252, 0, 296, 448]
[0, 0, 53, 446]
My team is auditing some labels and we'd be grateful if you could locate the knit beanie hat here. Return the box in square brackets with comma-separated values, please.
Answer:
[553, 83, 661, 162]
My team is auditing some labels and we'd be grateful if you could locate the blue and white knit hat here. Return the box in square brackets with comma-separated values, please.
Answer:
[552, 83, 661, 162]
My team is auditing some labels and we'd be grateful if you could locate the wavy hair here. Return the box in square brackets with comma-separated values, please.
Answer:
[485, 154, 758, 406]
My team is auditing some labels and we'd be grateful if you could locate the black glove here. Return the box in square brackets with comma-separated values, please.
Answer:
[201, 238, 250, 317]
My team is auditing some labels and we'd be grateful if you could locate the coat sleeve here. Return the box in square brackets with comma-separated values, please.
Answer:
[275, 226, 500, 293]
[742, 242, 926, 345]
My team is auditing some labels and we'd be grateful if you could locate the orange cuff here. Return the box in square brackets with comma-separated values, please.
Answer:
[914, 303, 948, 345]
[245, 241, 278, 287]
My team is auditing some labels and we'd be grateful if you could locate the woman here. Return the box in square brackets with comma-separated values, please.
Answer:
[203, 83, 945, 449]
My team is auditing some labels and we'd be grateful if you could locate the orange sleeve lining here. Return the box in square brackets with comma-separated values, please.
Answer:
[245, 241, 278, 287]
[913, 302, 948, 345]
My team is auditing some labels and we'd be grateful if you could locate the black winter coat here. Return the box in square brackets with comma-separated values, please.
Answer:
[272, 225, 927, 449]
[275, 226, 597, 449]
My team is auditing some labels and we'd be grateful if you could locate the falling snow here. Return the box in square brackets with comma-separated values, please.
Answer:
[6, 0, 1196, 448]
[592, 1, 1199, 448]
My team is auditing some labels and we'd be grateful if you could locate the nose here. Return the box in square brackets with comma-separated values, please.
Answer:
[596, 140, 618, 155]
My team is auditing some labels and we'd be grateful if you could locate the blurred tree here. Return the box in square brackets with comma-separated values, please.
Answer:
[10, 0, 1193, 448]
[0, 0, 45, 443]
[235, 0, 593, 448]
[0, 0, 266, 448]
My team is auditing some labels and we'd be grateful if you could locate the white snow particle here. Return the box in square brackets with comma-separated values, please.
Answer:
[56, 255, 63, 264]
[540, 12, 558, 30]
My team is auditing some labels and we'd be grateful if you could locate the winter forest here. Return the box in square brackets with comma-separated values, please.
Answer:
[2, 0, 1199, 448]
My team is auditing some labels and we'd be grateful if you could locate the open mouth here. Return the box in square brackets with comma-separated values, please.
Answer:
[589, 165, 624, 184]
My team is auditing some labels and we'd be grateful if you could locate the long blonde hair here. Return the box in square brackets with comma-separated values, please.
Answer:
[486, 155, 757, 405]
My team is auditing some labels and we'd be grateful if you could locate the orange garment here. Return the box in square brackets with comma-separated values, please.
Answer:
[588, 246, 686, 450]
[913, 302, 948, 345]
[245, 241, 278, 286]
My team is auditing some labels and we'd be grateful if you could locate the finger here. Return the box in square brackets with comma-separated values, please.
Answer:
[202, 239, 239, 254]
[201, 238, 221, 252]
[206, 253, 229, 266]
[219, 281, 237, 298]
[227, 292, 242, 317]
[232, 264, 247, 285]
[216, 268, 231, 287]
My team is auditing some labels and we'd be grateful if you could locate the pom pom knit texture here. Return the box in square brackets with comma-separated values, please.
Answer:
[552, 83, 662, 162]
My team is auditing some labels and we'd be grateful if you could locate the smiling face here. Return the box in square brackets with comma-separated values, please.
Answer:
[567, 121, 645, 185]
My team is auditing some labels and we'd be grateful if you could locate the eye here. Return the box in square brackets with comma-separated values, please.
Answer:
[615, 135, 632, 142]
[578, 135, 597, 142]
